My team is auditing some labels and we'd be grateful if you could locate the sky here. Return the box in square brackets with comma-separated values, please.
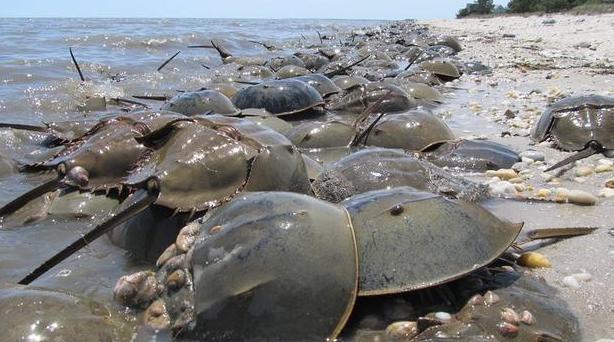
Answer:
[2, 0, 510, 20]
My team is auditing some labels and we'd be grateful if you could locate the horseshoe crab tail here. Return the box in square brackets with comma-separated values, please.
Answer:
[18, 188, 158, 285]
[210, 40, 233, 60]
[0, 122, 49, 133]
[0, 176, 61, 218]
[544, 141, 604, 172]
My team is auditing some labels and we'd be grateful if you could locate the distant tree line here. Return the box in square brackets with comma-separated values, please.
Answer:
[457, 0, 601, 17]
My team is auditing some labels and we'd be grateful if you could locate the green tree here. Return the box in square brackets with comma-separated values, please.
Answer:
[457, 0, 495, 17]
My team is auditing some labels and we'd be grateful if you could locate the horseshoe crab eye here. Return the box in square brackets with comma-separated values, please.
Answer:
[147, 178, 160, 193]
[66, 166, 89, 187]
[56, 163, 67, 175]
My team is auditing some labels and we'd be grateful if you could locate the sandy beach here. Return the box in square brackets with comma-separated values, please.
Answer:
[422, 13, 614, 341]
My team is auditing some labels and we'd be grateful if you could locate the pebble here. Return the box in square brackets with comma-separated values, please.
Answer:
[486, 169, 518, 180]
[599, 188, 614, 198]
[520, 310, 536, 325]
[489, 181, 518, 196]
[385, 321, 419, 340]
[598, 159, 613, 166]
[606, 179, 614, 188]
[536, 188, 551, 198]
[575, 166, 594, 177]
[562, 276, 581, 289]
[567, 190, 598, 206]
[541, 173, 554, 182]
[497, 322, 519, 337]
[521, 156, 534, 164]
[514, 183, 526, 192]
[517, 252, 551, 268]
[508, 177, 523, 184]
[595, 164, 613, 173]
[512, 162, 529, 172]
[562, 271, 593, 289]
[434, 312, 452, 321]
[484, 291, 500, 305]
[574, 177, 586, 184]
[500, 308, 520, 325]
[520, 150, 545, 162]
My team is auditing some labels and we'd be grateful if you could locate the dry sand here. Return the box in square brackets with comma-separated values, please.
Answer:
[420, 13, 614, 341]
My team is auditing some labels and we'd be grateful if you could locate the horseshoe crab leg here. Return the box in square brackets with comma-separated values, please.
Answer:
[544, 141, 605, 172]
[18, 188, 158, 285]
[0, 176, 61, 217]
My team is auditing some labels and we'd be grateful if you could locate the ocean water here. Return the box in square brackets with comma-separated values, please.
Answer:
[0, 17, 388, 337]
[0, 18, 385, 122]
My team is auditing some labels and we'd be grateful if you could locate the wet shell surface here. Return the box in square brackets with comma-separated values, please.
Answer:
[232, 79, 325, 116]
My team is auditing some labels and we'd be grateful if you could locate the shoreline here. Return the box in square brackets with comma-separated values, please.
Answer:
[421, 13, 614, 340]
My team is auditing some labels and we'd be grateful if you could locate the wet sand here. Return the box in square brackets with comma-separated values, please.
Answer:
[422, 13, 614, 341]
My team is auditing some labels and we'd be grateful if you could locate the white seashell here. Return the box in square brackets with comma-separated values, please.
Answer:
[489, 181, 518, 196]
[599, 188, 614, 198]
[500, 308, 520, 325]
[484, 291, 500, 305]
[434, 312, 452, 321]
[520, 310, 536, 325]
[575, 166, 593, 177]
[562, 275, 581, 289]
[571, 272, 592, 282]
[567, 190, 597, 206]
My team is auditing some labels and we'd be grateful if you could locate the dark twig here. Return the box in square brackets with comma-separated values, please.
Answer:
[201, 64, 210, 70]
[404, 50, 424, 71]
[112, 97, 150, 108]
[317, 31, 323, 45]
[69, 47, 85, 82]
[132, 95, 169, 101]
[157, 50, 181, 72]
[348, 90, 394, 147]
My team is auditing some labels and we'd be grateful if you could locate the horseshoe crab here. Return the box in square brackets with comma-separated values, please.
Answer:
[0, 112, 189, 220]
[232, 79, 325, 116]
[265, 54, 307, 70]
[342, 187, 521, 295]
[162, 90, 240, 116]
[531, 95, 614, 171]
[294, 52, 330, 71]
[434, 35, 463, 52]
[332, 75, 370, 91]
[114, 187, 519, 339]
[285, 120, 355, 148]
[115, 192, 359, 340]
[419, 59, 461, 82]
[331, 82, 416, 114]
[0, 286, 132, 341]
[421, 139, 520, 171]
[362, 111, 455, 151]
[312, 148, 487, 203]
[383, 79, 444, 103]
[293, 73, 341, 97]
[15, 115, 311, 285]
[275, 65, 310, 79]
[210, 40, 267, 66]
